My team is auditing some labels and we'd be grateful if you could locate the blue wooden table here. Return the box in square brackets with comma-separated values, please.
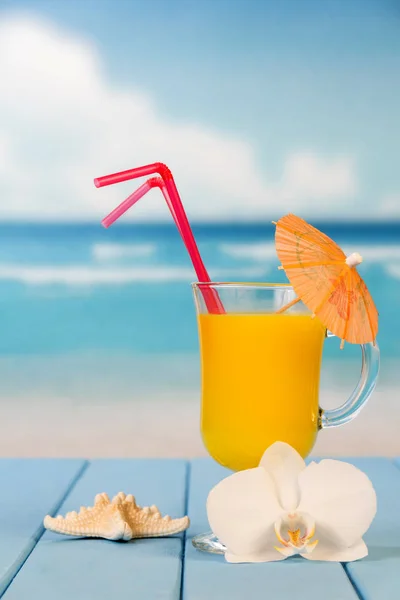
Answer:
[0, 457, 398, 599]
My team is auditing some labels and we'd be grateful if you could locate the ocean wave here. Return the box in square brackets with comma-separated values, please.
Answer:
[341, 245, 400, 262]
[386, 263, 400, 280]
[220, 243, 277, 261]
[0, 264, 268, 285]
[220, 242, 400, 264]
[92, 243, 156, 261]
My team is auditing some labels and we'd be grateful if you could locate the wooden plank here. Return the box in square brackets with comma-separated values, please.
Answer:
[3, 459, 188, 600]
[0, 459, 86, 597]
[183, 458, 359, 600]
[342, 458, 400, 600]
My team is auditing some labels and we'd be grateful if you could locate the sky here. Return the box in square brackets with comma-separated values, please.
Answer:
[0, 0, 399, 222]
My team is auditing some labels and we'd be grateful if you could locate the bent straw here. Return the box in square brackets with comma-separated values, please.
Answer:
[95, 162, 224, 314]
[101, 177, 183, 237]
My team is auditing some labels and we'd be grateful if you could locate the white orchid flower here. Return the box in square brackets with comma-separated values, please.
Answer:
[207, 442, 377, 563]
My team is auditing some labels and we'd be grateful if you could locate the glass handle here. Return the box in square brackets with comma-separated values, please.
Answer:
[320, 335, 380, 429]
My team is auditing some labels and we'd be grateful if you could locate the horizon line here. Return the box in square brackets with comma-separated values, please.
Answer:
[0, 219, 398, 227]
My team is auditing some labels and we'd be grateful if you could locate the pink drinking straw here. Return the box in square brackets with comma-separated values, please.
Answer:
[94, 162, 224, 314]
[101, 177, 184, 239]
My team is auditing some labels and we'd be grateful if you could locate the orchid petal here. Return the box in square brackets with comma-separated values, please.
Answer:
[259, 442, 306, 511]
[297, 459, 377, 548]
[226, 549, 288, 563]
[207, 466, 282, 557]
[302, 538, 368, 562]
[303, 539, 319, 554]
[274, 545, 297, 558]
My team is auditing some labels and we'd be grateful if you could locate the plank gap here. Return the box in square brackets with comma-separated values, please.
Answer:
[341, 564, 365, 600]
[0, 460, 89, 599]
[2, 459, 187, 600]
[180, 461, 191, 600]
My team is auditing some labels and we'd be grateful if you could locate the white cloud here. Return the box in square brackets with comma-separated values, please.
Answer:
[279, 153, 356, 200]
[0, 14, 359, 222]
[375, 194, 400, 219]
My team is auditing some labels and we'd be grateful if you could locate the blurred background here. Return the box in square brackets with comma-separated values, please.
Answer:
[0, 0, 398, 458]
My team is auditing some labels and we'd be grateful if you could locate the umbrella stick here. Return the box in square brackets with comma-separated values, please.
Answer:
[275, 296, 301, 314]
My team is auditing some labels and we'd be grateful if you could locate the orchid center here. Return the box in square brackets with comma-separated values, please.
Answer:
[274, 512, 319, 557]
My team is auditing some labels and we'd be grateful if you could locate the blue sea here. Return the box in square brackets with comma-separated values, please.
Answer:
[0, 222, 398, 457]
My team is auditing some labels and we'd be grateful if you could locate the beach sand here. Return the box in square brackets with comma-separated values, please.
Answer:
[0, 382, 398, 458]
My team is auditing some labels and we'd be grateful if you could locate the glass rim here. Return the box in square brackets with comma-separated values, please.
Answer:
[191, 281, 293, 290]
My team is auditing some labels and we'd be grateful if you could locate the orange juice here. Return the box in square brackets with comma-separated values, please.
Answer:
[197, 312, 326, 471]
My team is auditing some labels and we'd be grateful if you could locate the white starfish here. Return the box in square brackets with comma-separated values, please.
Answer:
[44, 492, 190, 541]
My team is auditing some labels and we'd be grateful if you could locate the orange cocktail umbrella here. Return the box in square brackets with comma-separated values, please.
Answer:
[273, 213, 378, 349]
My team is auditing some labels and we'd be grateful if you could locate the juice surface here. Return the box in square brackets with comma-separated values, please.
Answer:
[198, 312, 326, 471]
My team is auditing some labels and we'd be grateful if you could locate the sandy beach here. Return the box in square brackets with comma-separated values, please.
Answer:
[0, 381, 398, 459]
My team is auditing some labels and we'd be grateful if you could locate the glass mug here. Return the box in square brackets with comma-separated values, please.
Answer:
[191, 283, 380, 553]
